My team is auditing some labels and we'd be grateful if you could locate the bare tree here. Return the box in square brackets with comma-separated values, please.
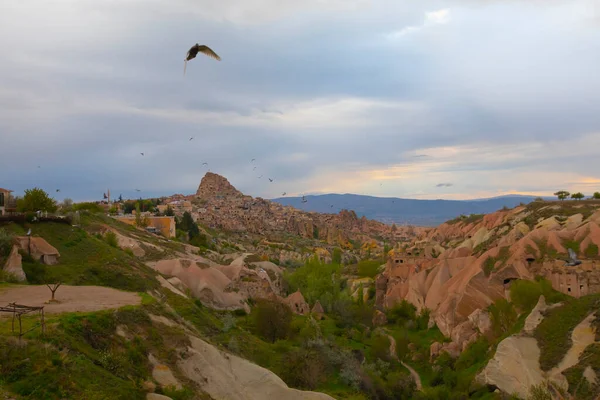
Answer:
[46, 282, 62, 302]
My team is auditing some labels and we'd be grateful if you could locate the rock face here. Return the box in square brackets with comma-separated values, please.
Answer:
[376, 201, 600, 345]
[523, 295, 548, 334]
[152, 258, 248, 311]
[3, 245, 26, 282]
[477, 336, 545, 399]
[196, 172, 243, 199]
[284, 290, 310, 315]
[15, 236, 60, 265]
[372, 310, 388, 327]
[178, 335, 335, 400]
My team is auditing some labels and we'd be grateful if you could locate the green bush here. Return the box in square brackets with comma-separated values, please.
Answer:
[252, 299, 293, 343]
[0, 228, 14, 258]
[387, 300, 417, 326]
[22, 261, 47, 284]
[104, 231, 118, 248]
[73, 202, 104, 213]
[489, 299, 517, 336]
[370, 334, 391, 362]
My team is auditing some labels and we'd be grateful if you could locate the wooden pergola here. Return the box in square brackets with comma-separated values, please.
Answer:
[0, 303, 45, 339]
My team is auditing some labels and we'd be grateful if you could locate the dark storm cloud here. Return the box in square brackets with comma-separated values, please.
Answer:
[0, 0, 599, 201]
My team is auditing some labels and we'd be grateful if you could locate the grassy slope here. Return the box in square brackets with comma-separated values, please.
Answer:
[2, 217, 159, 292]
[534, 294, 600, 372]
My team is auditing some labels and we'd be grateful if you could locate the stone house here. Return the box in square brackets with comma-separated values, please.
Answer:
[0, 188, 16, 215]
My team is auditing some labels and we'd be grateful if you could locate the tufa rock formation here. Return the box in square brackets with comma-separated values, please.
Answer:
[196, 172, 243, 199]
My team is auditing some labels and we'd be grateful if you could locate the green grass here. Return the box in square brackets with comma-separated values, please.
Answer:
[0, 301, 201, 400]
[535, 294, 600, 371]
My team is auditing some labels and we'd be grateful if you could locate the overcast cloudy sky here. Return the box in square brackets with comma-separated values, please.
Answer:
[1, 0, 599, 201]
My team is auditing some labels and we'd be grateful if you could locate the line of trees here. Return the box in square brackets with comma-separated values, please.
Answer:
[554, 191, 600, 201]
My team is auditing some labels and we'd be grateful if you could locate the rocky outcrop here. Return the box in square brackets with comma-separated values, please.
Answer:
[3, 245, 26, 282]
[148, 353, 183, 390]
[196, 172, 243, 199]
[178, 335, 335, 400]
[477, 336, 545, 399]
[284, 290, 310, 315]
[152, 258, 248, 311]
[523, 295, 549, 334]
[15, 236, 60, 265]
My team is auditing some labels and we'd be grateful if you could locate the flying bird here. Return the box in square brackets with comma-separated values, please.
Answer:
[135, 189, 141, 192]
[258, 175, 263, 179]
[37, 165, 41, 168]
[253, 166, 257, 170]
[436, 183, 453, 188]
[56, 189, 60, 192]
[189, 137, 194, 141]
[251, 159, 256, 163]
[140, 153, 144, 156]
[184, 43, 221, 75]
[202, 162, 208, 166]
[564, 248, 582, 267]
[268, 178, 273, 182]
[330, 205, 334, 208]
[282, 192, 287, 196]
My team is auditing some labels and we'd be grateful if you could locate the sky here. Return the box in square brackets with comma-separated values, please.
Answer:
[1, 0, 599, 201]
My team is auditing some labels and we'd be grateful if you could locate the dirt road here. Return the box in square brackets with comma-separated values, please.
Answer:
[387, 333, 423, 391]
[0, 285, 141, 314]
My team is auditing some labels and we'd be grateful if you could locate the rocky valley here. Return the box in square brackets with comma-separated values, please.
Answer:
[0, 176, 599, 400]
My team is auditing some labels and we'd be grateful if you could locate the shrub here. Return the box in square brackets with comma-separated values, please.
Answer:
[252, 299, 292, 343]
[104, 231, 118, 248]
[489, 299, 517, 336]
[387, 300, 417, 325]
[356, 259, 383, 278]
[281, 346, 328, 390]
[72, 202, 104, 213]
[370, 334, 391, 362]
[0, 228, 14, 258]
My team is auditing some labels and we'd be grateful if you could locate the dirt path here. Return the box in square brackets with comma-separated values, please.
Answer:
[387, 334, 423, 391]
[0, 285, 141, 314]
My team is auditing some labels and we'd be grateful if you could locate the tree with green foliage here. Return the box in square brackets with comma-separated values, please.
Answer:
[554, 191, 570, 201]
[593, 192, 600, 200]
[135, 204, 143, 227]
[571, 192, 585, 201]
[331, 247, 342, 265]
[285, 258, 342, 311]
[252, 299, 292, 343]
[386, 300, 417, 326]
[16, 187, 57, 213]
[165, 206, 175, 216]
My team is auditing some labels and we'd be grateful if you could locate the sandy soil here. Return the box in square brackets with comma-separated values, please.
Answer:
[0, 285, 141, 314]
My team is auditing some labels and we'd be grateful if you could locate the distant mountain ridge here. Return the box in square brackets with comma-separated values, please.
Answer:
[270, 194, 553, 226]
